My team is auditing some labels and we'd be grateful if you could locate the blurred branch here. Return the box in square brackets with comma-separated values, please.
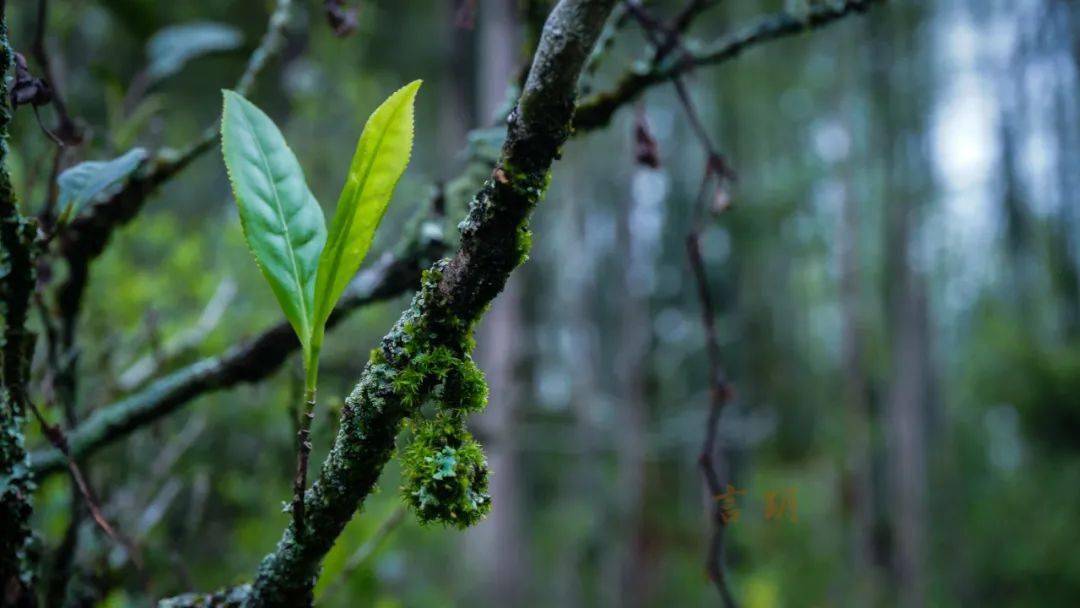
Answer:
[31, 218, 446, 478]
[573, 0, 883, 131]
[161, 1, 617, 605]
[30, 0, 79, 144]
[55, 0, 293, 348]
[116, 278, 238, 392]
[580, 3, 630, 96]
[25, 0, 86, 232]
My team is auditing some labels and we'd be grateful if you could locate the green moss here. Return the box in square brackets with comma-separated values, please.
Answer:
[400, 414, 490, 528]
[515, 224, 533, 266]
[380, 260, 494, 526]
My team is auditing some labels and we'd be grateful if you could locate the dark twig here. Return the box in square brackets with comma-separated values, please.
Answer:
[29, 0, 84, 230]
[24, 399, 142, 566]
[655, 0, 722, 68]
[623, 1, 733, 175]
[30, 0, 79, 144]
[623, 3, 739, 602]
[574, 0, 883, 131]
[687, 222, 737, 608]
[324, 0, 359, 37]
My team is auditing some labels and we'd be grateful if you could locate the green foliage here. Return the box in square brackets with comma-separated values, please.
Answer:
[967, 311, 1080, 452]
[221, 90, 326, 364]
[55, 148, 148, 224]
[400, 414, 491, 529]
[313, 81, 420, 350]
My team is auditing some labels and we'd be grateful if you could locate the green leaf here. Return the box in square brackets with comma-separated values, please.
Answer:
[221, 90, 326, 355]
[312, 80, 420, 344]
[146, 22, 243, 84]
[56, 148, 149, 224]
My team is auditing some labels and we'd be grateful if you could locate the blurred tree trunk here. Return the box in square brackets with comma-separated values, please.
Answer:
[870, 6, 934, 606]
[604, 168, 652, 608]
[466, 1, 529, 604]
[838, 151, 880, 602]
[437, 0, 475, 176]
[563, 168, 604, 608]
[884, 271, 931, 608]
[832, 28, 881, 603]
[1051, 0, 1080, 339]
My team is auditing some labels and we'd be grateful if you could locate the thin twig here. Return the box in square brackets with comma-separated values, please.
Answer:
[686, 224, 737, 608]
[30, 0, 78, 143]
[24, 399, 142, 567]
[622, 1, 731, 173]
[623, 2, 739, 603]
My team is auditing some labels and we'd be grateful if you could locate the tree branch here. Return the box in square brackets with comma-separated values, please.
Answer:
[31, 218, 445, 478]
[55, 0, 293, 347]
[162, 1, 618, 605]
[573, 0, 883, 131]
[0, 6, 41, 603]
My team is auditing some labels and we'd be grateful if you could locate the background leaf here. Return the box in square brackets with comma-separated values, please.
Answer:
[147, 22, 243, 84]
[312, 80, 420, 340]
[56, 148, 149, 224]
[221, 90, 326, 352]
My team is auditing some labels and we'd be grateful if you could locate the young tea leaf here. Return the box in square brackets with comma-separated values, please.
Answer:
[221, 90, 326, 355]
[312, 80, 420, 346]
[56, 148, 149, 224]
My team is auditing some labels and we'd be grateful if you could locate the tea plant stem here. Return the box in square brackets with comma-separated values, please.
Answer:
[291, 385, 317, 535]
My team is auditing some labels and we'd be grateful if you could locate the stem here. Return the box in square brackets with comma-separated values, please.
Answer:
[291, 355, 319, 536]
[291, 384, 317, 536]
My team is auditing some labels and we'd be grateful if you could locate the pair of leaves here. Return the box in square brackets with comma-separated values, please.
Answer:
[220, 81, 420, 384]
[56, 148, 149, 224]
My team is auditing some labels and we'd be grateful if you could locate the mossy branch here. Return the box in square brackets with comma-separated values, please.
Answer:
[0, 7, 41, 602]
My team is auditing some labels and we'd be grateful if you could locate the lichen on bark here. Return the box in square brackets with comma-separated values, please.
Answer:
[0, 9, 41, 605]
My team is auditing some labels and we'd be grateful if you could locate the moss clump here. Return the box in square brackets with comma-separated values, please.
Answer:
[384, 262, 493, 526]
[400, 414, 490, 528]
